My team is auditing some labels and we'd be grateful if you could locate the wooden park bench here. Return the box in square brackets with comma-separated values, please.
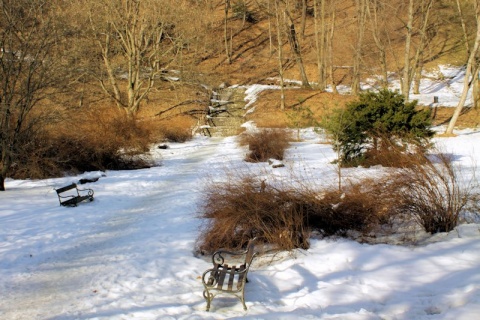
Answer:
[202, 238, 258, 311]
[56, 183, 94, 207]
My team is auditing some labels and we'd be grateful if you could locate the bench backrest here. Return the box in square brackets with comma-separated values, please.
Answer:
[56, 183, 78, 195]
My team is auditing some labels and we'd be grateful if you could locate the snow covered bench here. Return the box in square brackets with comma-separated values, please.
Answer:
[55, 183, 94, 207]
[202, 238, 258, 311]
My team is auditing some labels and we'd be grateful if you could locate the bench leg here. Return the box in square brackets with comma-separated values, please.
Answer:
[203, 289, 212, 311]
[241, 290, 247, 311]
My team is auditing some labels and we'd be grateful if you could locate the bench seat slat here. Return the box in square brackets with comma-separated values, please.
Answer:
[227, 265, 236, 291]
[216, 264, 228, 289]
[237, 264, 246, 289]
[207, 263, 220, 286]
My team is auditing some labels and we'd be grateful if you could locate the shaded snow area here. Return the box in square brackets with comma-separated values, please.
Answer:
[1, 127, 480, 320]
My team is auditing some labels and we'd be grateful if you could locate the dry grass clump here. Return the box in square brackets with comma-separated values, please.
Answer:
[360, 139, 429, 168]
[393, 152, 479, 233]
[239, 128, 291, 162]
[195, 173, 397, 255]
[157, 117, 194, 143]
[309, 179, 397, 238]
[10, 109, 157, 179]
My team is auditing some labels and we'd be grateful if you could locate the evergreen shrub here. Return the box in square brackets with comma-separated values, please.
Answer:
[323, 89, 434, 166]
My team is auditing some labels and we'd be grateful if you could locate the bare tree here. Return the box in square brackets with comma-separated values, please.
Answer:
[299, 0, 308, 38]
[327, 0, 338, 94]
[401, 0, 415, 100]
[314, 0, 326, 90]
[366, 0, 389, 89]
[0, 0, 65, 191]
[400, 0, 435, 100]
[274, 0, 286, 110]
[351, 0, 367, 95]
[412, 0, 435, 94]
[445, 0, 480, 135]
[224, 0, 232, 64]
[89, 0, 167, 117]
[285, 1, 311, 89]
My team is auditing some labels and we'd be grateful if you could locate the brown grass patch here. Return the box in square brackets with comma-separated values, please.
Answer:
[239, 128, 291, 162]
[393, 152, 480, 233]
[246, 89, 354, 128]
[195, 172, 398, 255]
[10, 108, 158, 179]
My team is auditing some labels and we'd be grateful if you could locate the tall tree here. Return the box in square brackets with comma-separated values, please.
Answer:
[327, 0, 338, 94]
[351, 0, 367, 95]
[0, 0, 65, 191]
[285, 1, 311, 89]
[274, 0, 286, 110]
[224, 0, 232, 64]
[366, 0, 389, 89]
[89, 0, 166, 117]
[400, 0, 435, 100]
[445, 0, 480, 135]
[314, 0, 326, 91]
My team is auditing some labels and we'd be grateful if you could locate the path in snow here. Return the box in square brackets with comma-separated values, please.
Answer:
[0, 137, 240, 319]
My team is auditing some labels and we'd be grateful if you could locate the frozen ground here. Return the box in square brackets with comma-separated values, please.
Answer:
[1, 128, 480, 320]
[1, 67, 480, 319]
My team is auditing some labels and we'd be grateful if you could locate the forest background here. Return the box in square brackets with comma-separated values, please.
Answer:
[1, 0, 480, 191]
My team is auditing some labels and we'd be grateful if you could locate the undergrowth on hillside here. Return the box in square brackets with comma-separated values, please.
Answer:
[10, 110, 158, 179]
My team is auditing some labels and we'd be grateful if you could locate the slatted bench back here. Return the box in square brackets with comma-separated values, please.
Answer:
[56, 183, 78, 195]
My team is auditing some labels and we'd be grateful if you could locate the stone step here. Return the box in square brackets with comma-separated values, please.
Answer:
[204, 86, 247, 137]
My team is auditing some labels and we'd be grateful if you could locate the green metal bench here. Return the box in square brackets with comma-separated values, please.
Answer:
[202, 238, 258, 311]
[56, 183, 94, 207]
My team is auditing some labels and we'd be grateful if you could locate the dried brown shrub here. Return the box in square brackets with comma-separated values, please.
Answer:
[358, 135, 430, 168]
[239, 128, 291, 162]
[393, 152, 479, 233]
[195, 172, 397, 255]
[157, 117, 193, 142]
[10, 109, 157, 179]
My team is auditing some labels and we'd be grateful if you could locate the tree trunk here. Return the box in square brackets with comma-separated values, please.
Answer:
[285, 11, 311, 89]
[352, 0, 367, 95]
[456, 0, 470, 59]
[328, 2, 338, 94]
[314, 0, 326, 91]
[0, 175, 5, 192]
[267, 0, 274, 54]
[367, 0, 388, 88]
[411, 0, 435, 95]
[275, 0, 286, 110]
[224, 0, 232, 64]
[413, 59, 424, 94]
[402, 0, 414, 100]
[445, 1, 480, 135]
[473, 69, 480, 109]
[300, 0, 307, 38]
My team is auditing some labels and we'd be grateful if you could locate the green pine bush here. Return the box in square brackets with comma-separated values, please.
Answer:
[323, 89, 434, 166]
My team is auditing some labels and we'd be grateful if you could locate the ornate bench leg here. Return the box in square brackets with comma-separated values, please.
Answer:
[203, 289, 212, 311]
[241, 290, 247, 310]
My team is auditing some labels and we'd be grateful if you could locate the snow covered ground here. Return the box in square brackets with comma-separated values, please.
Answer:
[1, 128, 480, 320]
[1, 67, 480, 319]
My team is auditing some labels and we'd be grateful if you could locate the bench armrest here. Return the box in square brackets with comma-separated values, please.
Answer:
[211, 237, 257, 265]
[211, 249, 248, 265]
[57, 194, 76, 199]
[77, 188, 94, 197]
